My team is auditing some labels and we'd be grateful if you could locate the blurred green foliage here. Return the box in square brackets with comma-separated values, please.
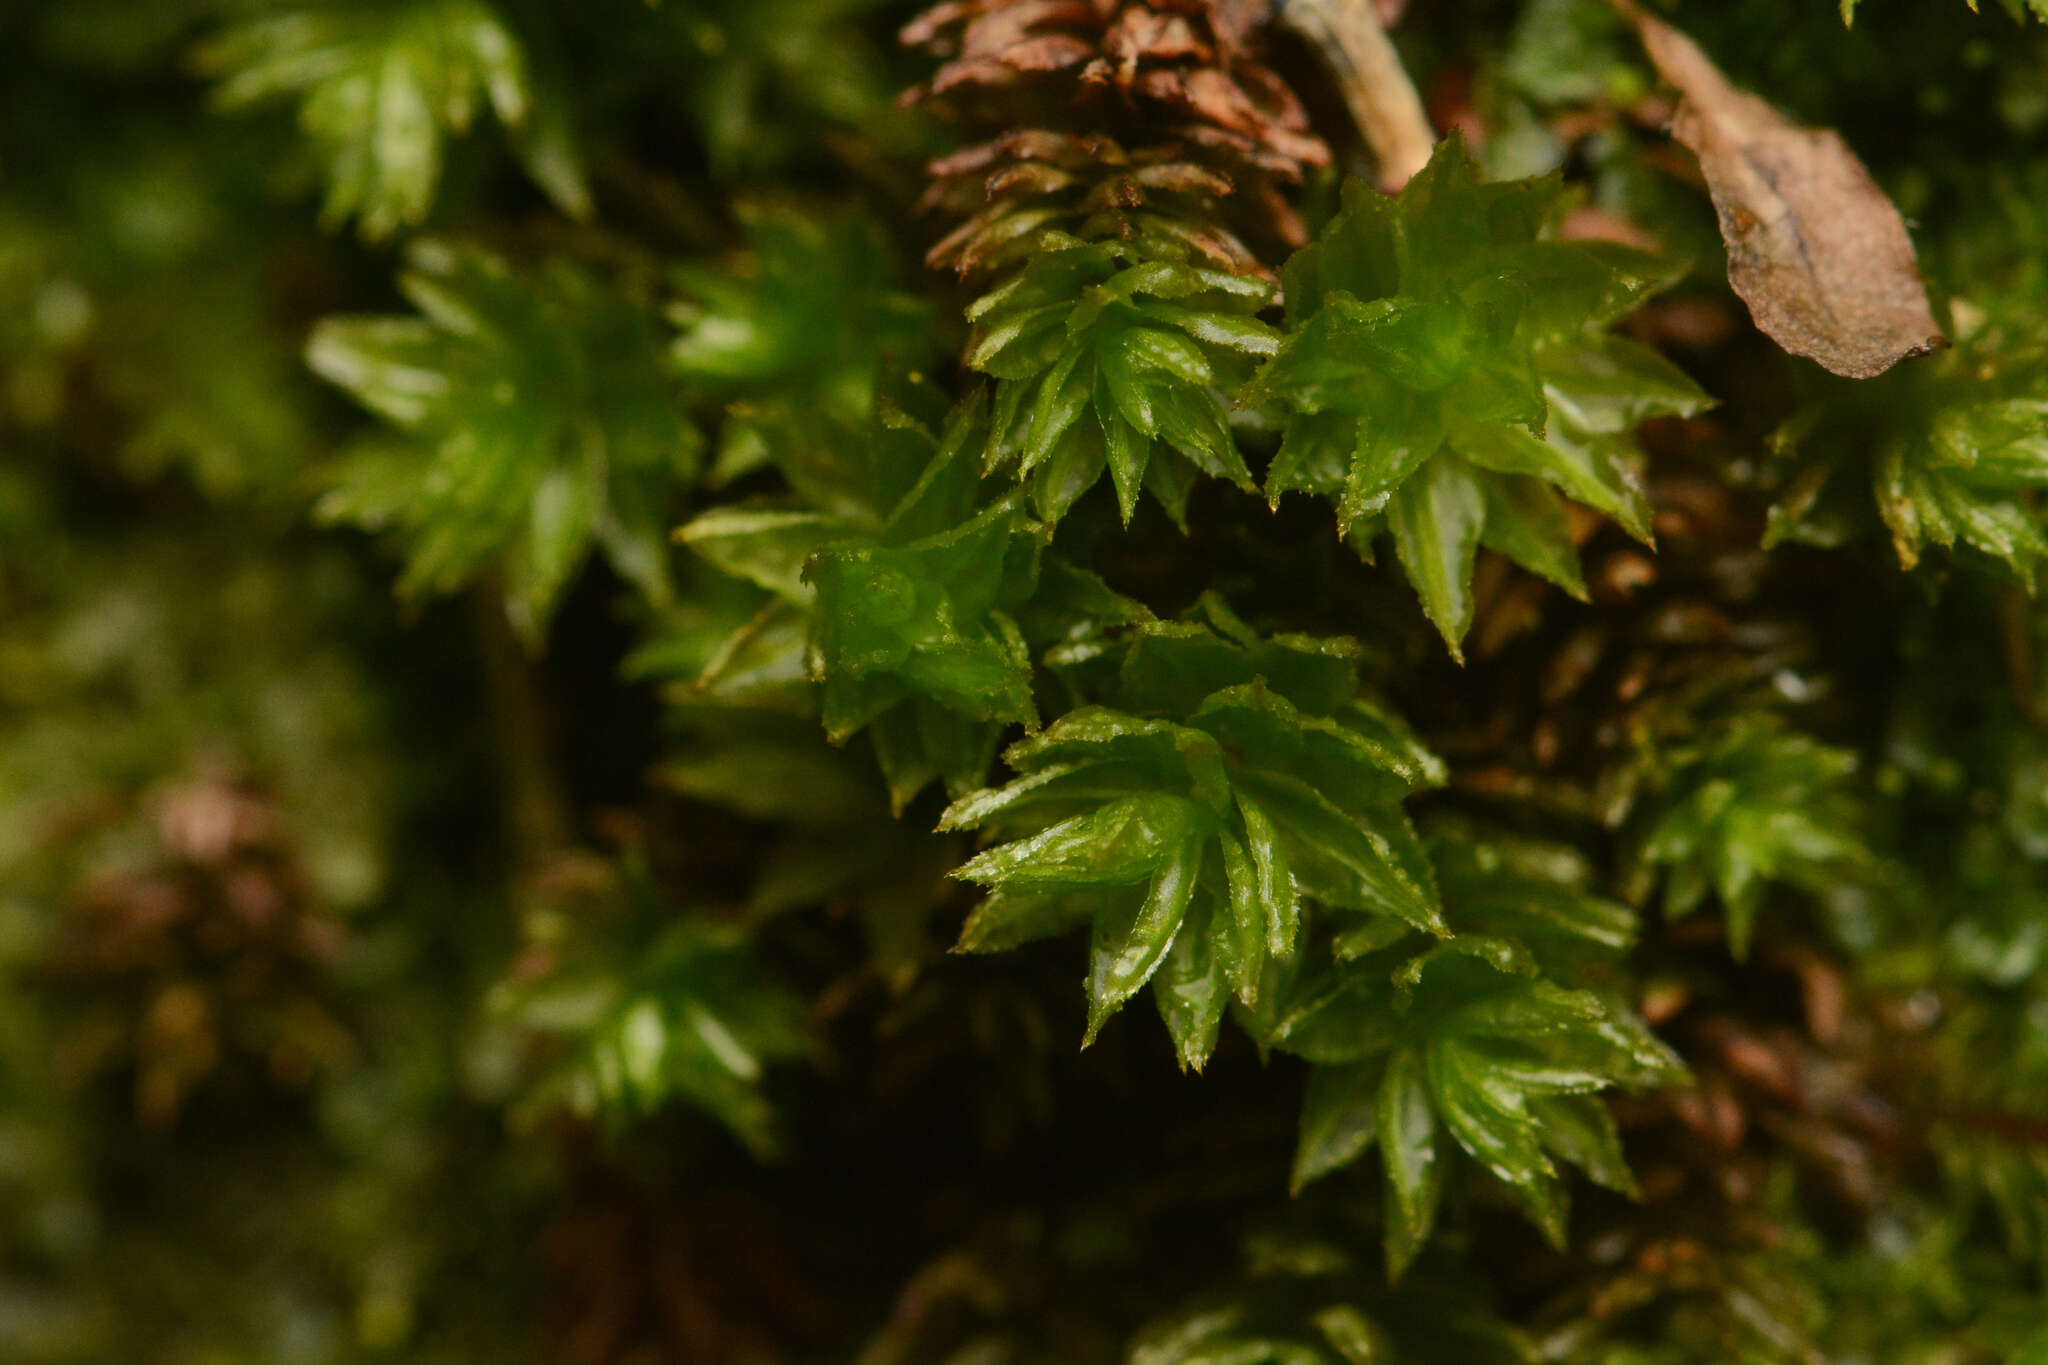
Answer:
[6, 0, 2048, 1361]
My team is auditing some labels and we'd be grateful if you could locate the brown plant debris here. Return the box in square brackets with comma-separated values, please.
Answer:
[903, 0, 1329, 266]
[45, 766, 353, 1126]
[1619, 3, 1945, 379]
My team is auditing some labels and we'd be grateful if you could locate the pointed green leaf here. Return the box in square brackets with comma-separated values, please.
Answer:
[1530, 1094, 1636, 1197]
[1086, 836, 1203, 1041]
[1155, 896, 1230, 1071]
[955, 792, 1205, 892]
[1236, 792, 1301, 957]
[1234, 770, 1445, 935]
[1429, 1041, 1562, 1243]
[1478, 475, 1589, 600]
[1377, 1048, 1440, 1240]
[1387, 455, 1486, 659]
[677, 507, 849, 599]
[956, 890, 1092, 954]
[1294, 1062, 1380, 1192]
[1217, 832, 1271, 1004]
[1024, 343, 1094, 477]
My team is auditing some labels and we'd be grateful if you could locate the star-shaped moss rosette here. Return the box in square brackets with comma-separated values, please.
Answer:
[674, 389, 1047, 807]
[968, 233, 1280, 526]
[309, 239, 695, 643]
[1275, 941, 1678, 1271]
[1244, 134, 1710, 657]
[1129, 1237, 1533, 1364]
[1258, 823, 1678, 1271]
[938, 600, 1446, 1070]
[1623, 716, 1872, 958]
[1768, 342, 2048, 588]
[669, 205, 937, 442]
[490, 854, 809, 1157]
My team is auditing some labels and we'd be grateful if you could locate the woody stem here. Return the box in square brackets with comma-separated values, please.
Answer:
[1275, 0, 1436, 189]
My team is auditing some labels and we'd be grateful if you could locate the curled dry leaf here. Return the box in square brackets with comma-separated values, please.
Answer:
[1621, 4, 1945, 379]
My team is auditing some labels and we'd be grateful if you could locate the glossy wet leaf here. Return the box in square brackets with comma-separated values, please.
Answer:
[968, 235, 1275, 525]
[942, 608, 1444, 1065]
[1249, 135, 1708, 655]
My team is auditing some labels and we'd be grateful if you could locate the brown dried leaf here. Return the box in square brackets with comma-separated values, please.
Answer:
[929, 130, 1125, 179]
[1245, 174, 1307, 246]
[1131, 160, 1234, 195]
[1136, 214, 1266, 273]
[1625, 7, 1944, 378]
[899, 0, 980, 49]
[1102, 7, 1211, 78]
[1174, 122, 1314, 177]
[985, 161, 1080, 198]
[930, 35, 1096, 92]
[925, 201, 1061, 272]
[1083, 172, 1150, 210]
[1134, 67, 1329, 166]
[955, 0, 1097, 54]
[1194, 0, 1271, 49]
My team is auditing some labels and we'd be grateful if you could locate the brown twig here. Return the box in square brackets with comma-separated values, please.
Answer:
[1273, 0, 1435, 189]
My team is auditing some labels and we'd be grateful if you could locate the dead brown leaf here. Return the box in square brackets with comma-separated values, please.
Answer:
[1621, 5, 1945, 379]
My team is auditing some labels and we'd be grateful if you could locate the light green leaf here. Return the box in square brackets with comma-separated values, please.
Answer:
[1155, 898, 1231, 1071]
[1377, 1048, 1440, 1244]
[1294, 1062, 1379, 1192]
[1387, 454, 1486, 659]
[1087, 835, 1203, 1041]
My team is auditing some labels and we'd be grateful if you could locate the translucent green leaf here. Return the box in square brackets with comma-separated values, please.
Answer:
[1087, 835, 1203, 1041]
[677, 507, 851, 600]
[1294, 1061, 1379, 1192]
[808, 504, 1041, 736]
[1217, 832, 1271, 1004]
[1452, 418, 1654, 544]
[1234, 771, 1444, 934]
[1478, 475, 1589, 601]
[968, 236, 1272, 525]
[1155, 897, 1231, 1071]
[500, 911, 807, 1158]
[1633, 719, 1872, 958]
[956, 889, 1092, 954]
[1386, 455, 1486, 659]
[1529, 1093, 1636, 1196]
[504, 464, 597, 639]
[1377, 1048, 1440, 1241]
[955, 792, 1207, 892]
[1252, 137, 1697, 653]
[1540, 334, 1712, 433]
[671, 208, 936, 432]
[1429, 1041, 1562, 1243]
[1236, 792, 1301, 958]
[1025, 344, 1094, 477]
